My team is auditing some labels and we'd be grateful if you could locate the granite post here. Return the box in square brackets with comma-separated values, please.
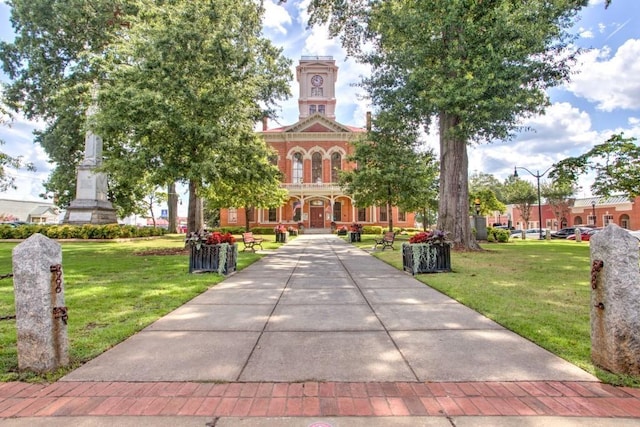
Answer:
[12, 233, 69, 372]
[589, 224, 640, 375]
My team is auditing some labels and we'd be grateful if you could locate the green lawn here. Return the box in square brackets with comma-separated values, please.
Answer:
[351, 234, 639, 387]
[0, 234, 282, 382]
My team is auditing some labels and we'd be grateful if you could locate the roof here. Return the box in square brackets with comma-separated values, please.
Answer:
[262, 114, 365, 134]
[0, 199, 59, 222]
[573, 195, 632, 207]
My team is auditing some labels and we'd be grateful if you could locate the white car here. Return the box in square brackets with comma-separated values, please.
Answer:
[511, 228, 544, 239]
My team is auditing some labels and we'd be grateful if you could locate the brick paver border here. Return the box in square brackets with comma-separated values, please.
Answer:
[1, 381, 640, 419]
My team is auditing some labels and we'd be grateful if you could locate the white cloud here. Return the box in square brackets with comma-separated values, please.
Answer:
[263, 1, 292, 35]
[579, 28, 594, 38]
[566, 39, 640, 111]
[0, 112, 51, 201]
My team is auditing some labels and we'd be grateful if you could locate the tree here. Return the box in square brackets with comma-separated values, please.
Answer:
[502, 176, 537, 229]
[1, 1, 291, 230]
[469, 172, 506, 219]
[204, 132, 288, 232]
[339, 112, 439, 232]
[91, 0, 292, 232]
[470, 172, 506, 204]
[305, 0, 588, 249]
[541, 181, 575, 229]
[550, 133, 640, 198]
[0, 0, 133, 204]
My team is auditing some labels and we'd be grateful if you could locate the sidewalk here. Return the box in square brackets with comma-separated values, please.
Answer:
[1, 234, 639, 425]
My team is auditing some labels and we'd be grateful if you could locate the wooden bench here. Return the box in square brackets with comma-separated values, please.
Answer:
[242, 232, 264, 252]
[374, 231, 396, 251]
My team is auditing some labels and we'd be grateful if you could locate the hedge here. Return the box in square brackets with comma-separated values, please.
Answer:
[0, 224, 166, 240]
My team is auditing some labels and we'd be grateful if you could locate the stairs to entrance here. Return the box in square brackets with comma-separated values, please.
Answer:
[303, 228, 332, 234]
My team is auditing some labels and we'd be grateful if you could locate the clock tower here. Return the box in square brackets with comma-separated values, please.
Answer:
[296, 56, 338, 120]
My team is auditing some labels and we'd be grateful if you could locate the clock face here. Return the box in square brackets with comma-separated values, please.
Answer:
[311, 75, 324, 87]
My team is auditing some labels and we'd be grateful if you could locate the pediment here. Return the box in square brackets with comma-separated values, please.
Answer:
[285, 114, 353, 133]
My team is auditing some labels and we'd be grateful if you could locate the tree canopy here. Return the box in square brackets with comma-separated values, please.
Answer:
[1, 1, 292, 229]
[305, 0, 589, 249]
[339, 112, 438, 232]
[550, 133, 640, 198]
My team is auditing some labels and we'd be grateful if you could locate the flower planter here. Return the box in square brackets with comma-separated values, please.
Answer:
[189, 243, 238, 274]
[275, 232, 288, 243]
[402, 243, 451, 274]
[349, 231, 361, 242]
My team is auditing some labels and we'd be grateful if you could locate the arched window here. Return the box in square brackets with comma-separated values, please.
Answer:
[293, 152, 303, 183]
[331, 152, 341, 182]
[620, 214, 630, 229]
[333, 202, 342, 221]
[312, 152, 322, 183]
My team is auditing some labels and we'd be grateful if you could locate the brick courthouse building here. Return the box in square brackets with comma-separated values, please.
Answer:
[219, 56, 416, 232]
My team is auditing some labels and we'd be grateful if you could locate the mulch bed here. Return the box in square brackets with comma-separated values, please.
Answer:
[134, 248, 189, 256]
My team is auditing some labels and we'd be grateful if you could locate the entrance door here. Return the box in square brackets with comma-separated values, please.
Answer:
[310, 206, 324, 228]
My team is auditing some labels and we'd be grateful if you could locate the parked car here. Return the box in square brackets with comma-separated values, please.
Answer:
[551, 227, 591, 239]
[511, 228, 544, 239]
[566, 228, 602, 241]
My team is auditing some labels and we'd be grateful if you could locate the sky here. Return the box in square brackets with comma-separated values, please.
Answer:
[1, 0, 639, 210]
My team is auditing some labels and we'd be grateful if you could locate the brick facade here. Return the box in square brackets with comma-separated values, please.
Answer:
[219, 56, 415, 231]
[501, 196, 639, 231]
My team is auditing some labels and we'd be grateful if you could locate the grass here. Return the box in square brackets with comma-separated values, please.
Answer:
[0, 234, 284, 382]
[349, 234, 640, 387]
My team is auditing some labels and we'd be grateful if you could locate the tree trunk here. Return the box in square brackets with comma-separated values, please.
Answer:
[387, 185, 393, 232]
[187, 180, 204, 233]
[437, 112, 481, 250]
[244, 205, 253, 232]
[168, 182, 179, 233]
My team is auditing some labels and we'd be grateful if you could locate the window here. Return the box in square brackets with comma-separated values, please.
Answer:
[228, 208, 237, 223]
[379, 206, 388, 222]
[358, 208, 366, 222]
[293, 152, 303, 183]
[574, 216, 583, 225]
[309, 105, 316, 115]
[588, 214, 596, 226]
[331, 152, 341, 182]
[246, 208, 254, 222]
[398, 209, 406, 222]
[333, 202, 342, 221]
[603, 214, 613, 226]
[268, 208, 277, 222]
[311, 87, 323, 97]
[620, 214, 630, 229]
[293, 200, 301, 222]
[312, 152, 322, 183]
[318, 105, 325, 115]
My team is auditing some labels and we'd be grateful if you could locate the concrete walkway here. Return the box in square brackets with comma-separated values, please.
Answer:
[2, 234, 640, 425]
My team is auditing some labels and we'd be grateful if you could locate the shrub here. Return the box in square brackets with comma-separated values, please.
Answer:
[487, 227, 510, 243]
[362, 225, 383, 235]
[250, 227, 274, 235]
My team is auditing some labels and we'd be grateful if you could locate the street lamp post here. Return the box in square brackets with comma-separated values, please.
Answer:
[514, 166, 553, 240]
[591, 200, 596, 226]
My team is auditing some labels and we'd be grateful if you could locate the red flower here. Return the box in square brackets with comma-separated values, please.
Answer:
[206, 231, 235, 245]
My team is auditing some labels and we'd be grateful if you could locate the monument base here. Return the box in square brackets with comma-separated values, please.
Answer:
[63, 199, 118, 225]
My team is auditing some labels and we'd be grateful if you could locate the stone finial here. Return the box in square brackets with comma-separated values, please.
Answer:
[589, 224, 640, 375]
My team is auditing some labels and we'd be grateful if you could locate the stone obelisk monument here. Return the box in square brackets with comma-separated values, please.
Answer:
[63, 101, 117, 225]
